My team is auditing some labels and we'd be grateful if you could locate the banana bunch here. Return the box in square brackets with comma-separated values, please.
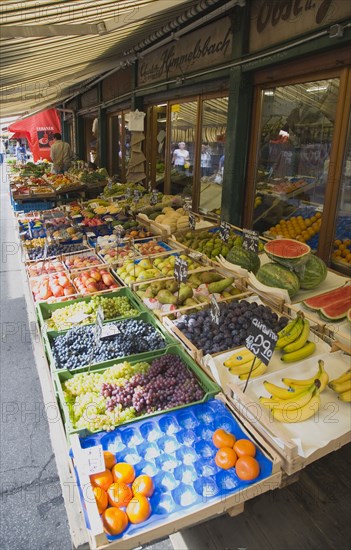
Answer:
[276, 315, 316, 363]
[223, 349, 267, 379]
[259, 360, 328, 423]
[328, 369, 351, 402]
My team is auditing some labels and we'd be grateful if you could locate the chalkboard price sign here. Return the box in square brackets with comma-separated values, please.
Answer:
[243, 228, 260, 254]
[133, 190, 140, 203]
[126, 187, 132, 199]
[245, 317, 277, 366]
[174, 257, 188, 283]
[220, 220, 230, 242]
[183, 197, 192, 212]
[150, 189, 158, 205]
[189, 211, 196, 230]
[210, 294, 220, 324]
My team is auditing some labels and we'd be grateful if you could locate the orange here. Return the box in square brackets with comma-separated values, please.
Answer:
[235, 456, 260, 481]
[112, 462, 136, 484]
[107, 482, 133, 508]
[233, 439, 256, 458]
[126, 493, 151, 524]
[215, 447, 237, 470]
[104, 451, 117, 470]
[132, 475, 155, 498]
[101, 507, 128, 536]
[90, 469, 113, 492]
[93, 486, 108, 514]
[212, 429, 236, 449]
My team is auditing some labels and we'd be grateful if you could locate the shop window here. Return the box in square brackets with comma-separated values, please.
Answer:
[199, 97, 228, 214]
[108, 112, 131, 180]
[330, 113, 351, 273]
[252, 78, 339, 253]
[170, 101, 198, 199]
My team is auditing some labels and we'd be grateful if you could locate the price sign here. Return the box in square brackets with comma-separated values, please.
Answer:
[100, 323, 121, 339]
[94, 305, 104, 344]
[245, 317, 278, 366]
[81, 445, 105, 475]
[188, 211, 196, 230]
[242, 229, 260, 254]
[183, 197, 192, 212]
[220, 220, 230, 242]
[150, 189, 158, 205]
[174, 257, 188, 283]
[126, 187, 132, 199]
[210, 294, 220, 324]
[107, 178, 113, 190]
[28, 223, 33, 239]
[67, 311, 91, 324]
[133, 190, 140, 203]
[147, 180, 152, 193]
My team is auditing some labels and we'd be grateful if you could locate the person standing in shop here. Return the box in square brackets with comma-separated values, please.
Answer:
[200, 144, 211, 177]
[50, 133, 72, 174]
[172, 141, 190, 172]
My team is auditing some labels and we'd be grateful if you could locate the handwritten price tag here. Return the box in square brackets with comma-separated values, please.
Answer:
[189, 211, 196, 230]
[174, 257, 188, 283]
[150, 189, 158, 205]
[94, 305, 104, 344]
[245, 317, 277, 366]
[183, 197, 192, 212]
[219, 220, 230, 242]
[242, 229, 259, 254]
[100, 323, 121, 339]
[210, 294, 220, 324]
[81, 445, 105, 475]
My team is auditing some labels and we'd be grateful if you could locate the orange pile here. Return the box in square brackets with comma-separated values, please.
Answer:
[268, 212, 322, 243]
[90, 450, 154, 536]
[332, 238, 351, 265]
[212, 429, 260, 481]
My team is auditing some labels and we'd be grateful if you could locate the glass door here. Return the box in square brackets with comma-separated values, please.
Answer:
[108, 111, 131, 181]
[199, 96, 228, 214]
[251, 78, 339, 253]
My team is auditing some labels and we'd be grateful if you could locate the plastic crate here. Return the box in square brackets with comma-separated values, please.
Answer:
[36, 287, 146, 332]
[54, 344, 220, 438]
[43, 310, 178, 372]
[12, 200, 55, 212]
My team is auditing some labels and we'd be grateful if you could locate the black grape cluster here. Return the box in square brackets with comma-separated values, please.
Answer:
[52, 319, 166, 370]
[175, 300, 289, 355]
[27, 243, 88, 260]
[102, 354, 204, 414]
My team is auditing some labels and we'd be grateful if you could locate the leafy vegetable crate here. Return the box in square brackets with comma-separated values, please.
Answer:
[69, 394, 281, 550]
[54, 344, 220, 439]
[42, 311, 178, 373]
[36, 287, 146, 333]
[224, 346, 351, 475]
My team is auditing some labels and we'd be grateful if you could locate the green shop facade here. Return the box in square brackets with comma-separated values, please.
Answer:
[60, 0, 351, 272]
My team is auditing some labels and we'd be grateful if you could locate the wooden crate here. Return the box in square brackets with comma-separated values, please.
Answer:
[69, 393, 282, 550]
[224, 345, 351, 476]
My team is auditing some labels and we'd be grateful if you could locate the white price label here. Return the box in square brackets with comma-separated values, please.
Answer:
[67, 311, 91, 324]
[82, 445, 105, 475]
[100, 324, 121, 339]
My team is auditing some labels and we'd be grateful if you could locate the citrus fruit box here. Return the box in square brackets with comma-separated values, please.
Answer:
[36, 287, 146, 334]
[225, 348, 351, 476]
[42, 310, 178, 374]
[54, 344, 220, 439]
[69, 396, 281, 550]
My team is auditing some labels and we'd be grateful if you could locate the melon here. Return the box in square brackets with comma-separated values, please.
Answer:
[264, 238, 311, 268]
[256, 263, 300, 298]
[303, 285, 351, 310]
[226, 247, 261, 274]
[298, 254, 327, 289]
[348, 308, 351, 323]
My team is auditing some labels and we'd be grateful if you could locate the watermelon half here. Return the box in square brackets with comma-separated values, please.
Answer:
[264, 238, 311, 268]
[348, 308, 351, 323]
[304, 284, 351, 322]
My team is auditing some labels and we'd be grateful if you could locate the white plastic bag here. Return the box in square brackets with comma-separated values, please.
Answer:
[214, 172, 223, 184]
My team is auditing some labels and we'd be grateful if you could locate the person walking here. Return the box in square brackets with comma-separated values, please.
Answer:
[172, 141, 190, 172]
[50, 133, 72, 174]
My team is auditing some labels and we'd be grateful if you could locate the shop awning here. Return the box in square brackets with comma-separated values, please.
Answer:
[0, 0, 245, 120]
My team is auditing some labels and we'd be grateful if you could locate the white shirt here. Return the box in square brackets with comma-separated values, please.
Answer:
[173, 148, 189, 166]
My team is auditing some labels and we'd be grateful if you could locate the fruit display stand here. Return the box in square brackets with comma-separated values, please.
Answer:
[224, 344, 351, 475]
[69, 395, 282, 550]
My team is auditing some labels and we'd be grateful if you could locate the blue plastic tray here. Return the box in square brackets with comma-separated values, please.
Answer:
[72, 399, 273, 541]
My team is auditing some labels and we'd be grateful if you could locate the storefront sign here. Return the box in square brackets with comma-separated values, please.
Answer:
[250, 0, 351, 52]
[138, 18, 232, 86]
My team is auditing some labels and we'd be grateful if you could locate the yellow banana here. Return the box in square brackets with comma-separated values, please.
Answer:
[238, 362, 267, 380]
[228, 359, 262, 376]
[329, 369, 351, 386]
[277, 317, 299, 338]
[259, 384, 315, 411]
[282, 319, 310, 353]
[329, 379, 351, 394]
[316, 360, 329, 392]
[281, 341, 316, 363]
[263, 380, 309, 400]
[270, 387, 320, 423]
[282, 365, 321, 388]
[338, 389, 351, 402]
[224, 349, 255, 367]
[275, 316, 304, 349]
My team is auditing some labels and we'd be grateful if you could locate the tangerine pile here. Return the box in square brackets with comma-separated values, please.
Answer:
[332, 238, 351, 265]
[268, 212, 322, 243]
[212, 429, 260, 481]
[90, 450, 154, 536]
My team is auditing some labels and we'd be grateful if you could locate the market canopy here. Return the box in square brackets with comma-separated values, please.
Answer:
[0, 0, 245, 120]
